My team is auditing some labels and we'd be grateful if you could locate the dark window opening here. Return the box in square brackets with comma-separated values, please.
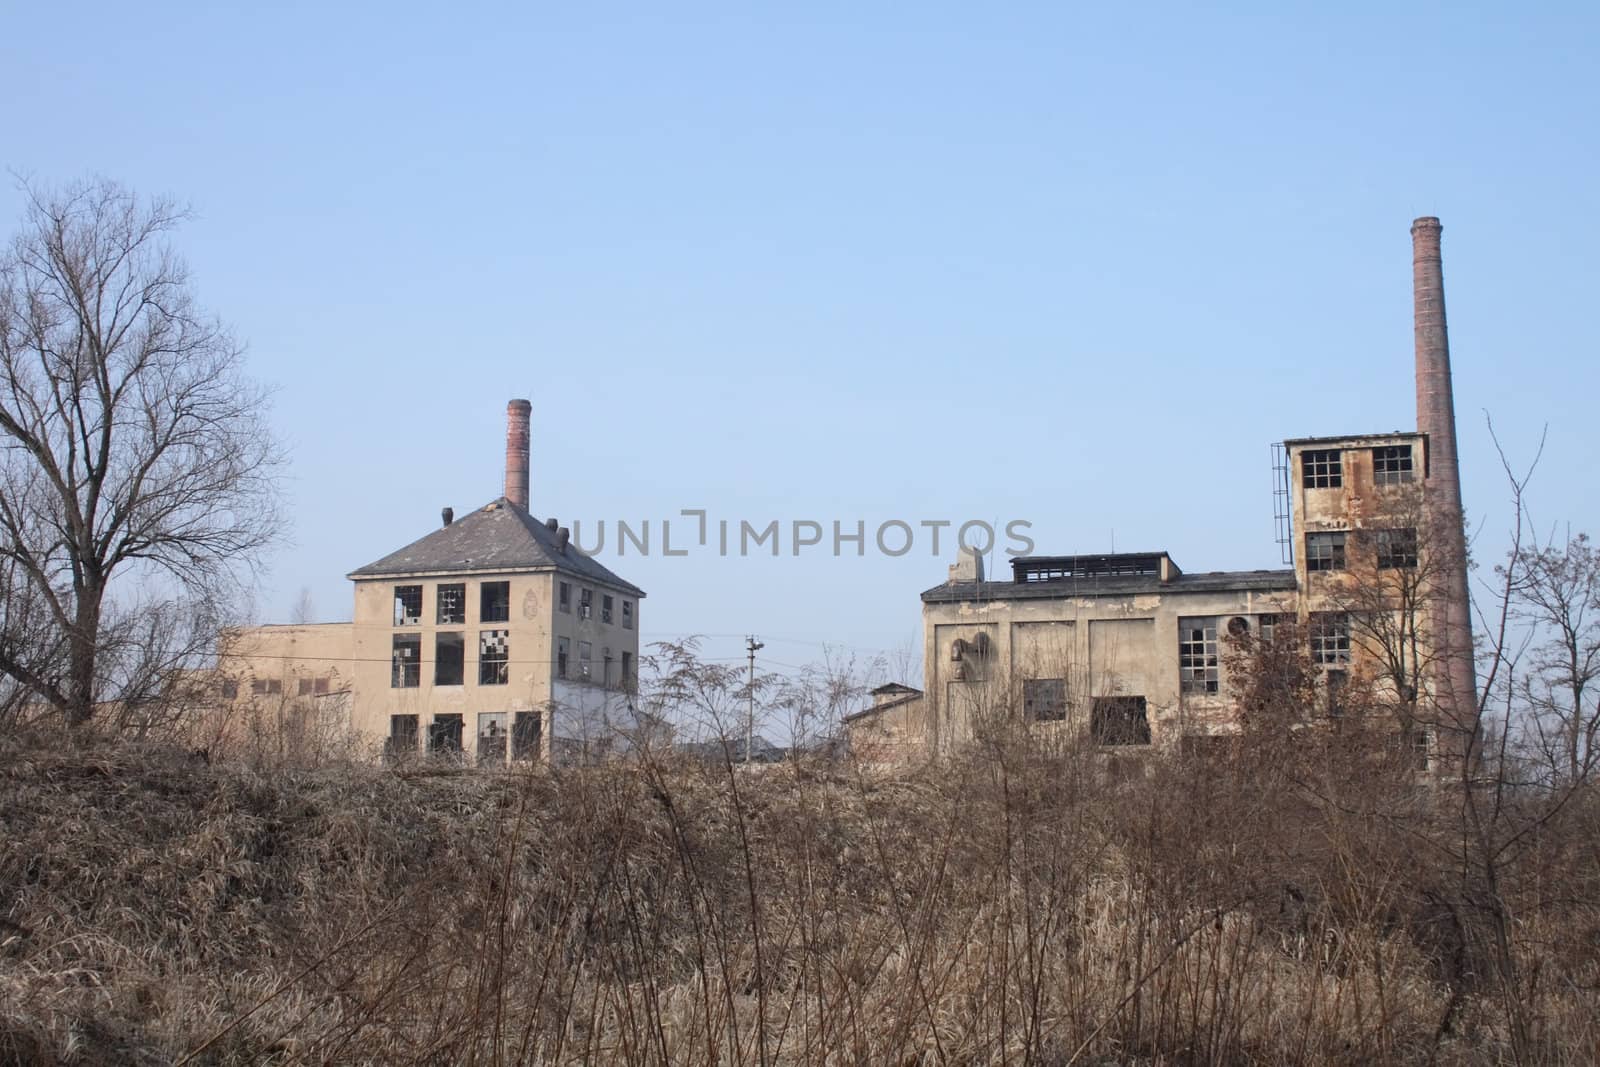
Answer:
[557, 636, 569, 679]
[1258, 614, 1282, 644]
[479, 629, 509, 685]
[1013, 553, 1163, 583]
[603, 648, 614, 687]
[513, 711, 542, 760]
[558, 581, 571, 613]
[392, 634, 421, 687]
[621, 651, 634, 689]
[1178, 617, 1220, 694]
[435, 632, 465, 686]
[602, 594, 614, 624]
[386, 714, 419, 763]
[251, 677, 282, 697]
[578, 640, 592, 680]
[1310, 612, 1351, 665]
[1373, 445, 1414, 485]
[477, 712, 507, 767]
[427, 714, 463, 758]
[481, 581, 510, 623]
[1325, 668, 1348, 718]
[1306, 531, 1346, 571]
[622, 601, 634, 629]
[298, 677, 314, 697]
[1091, 696, 1151, 746]
[220, 680, 239, 700]
[1024, 678, 1068, 721]
[394, 585, 423, 626]
[1302, 449, 1343, 489]
[579, 588, 593, 620]
[437, 583, 466, 625]
[1376, 527, 1419, 570]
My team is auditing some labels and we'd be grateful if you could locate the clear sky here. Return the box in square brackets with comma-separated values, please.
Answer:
[5, 2, 1596, 683]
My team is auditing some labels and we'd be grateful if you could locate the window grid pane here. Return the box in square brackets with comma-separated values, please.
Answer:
[1302, 449, 1343, 489]
[1178, 618, 1220, 694]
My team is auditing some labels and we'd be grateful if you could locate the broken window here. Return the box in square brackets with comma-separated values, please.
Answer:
[622, 600, 633, 629]
[479, 630, 509, 685]
[602, 594, 614, 624]
[1091, 696, 1151, 746]
[1325, 668, 1348, 718]
[392, 634, 421, 687]
[1024, 678, 1068, 721]
[621, 651, 634, 688]
[477, 712, 507, 767]
[602, 647, 614, 686]
[1305, 531, 1346, 571]
[435, 632, 465, 686]
[427, 714, 464, 759]
[1178, 617, 1220, 694]
[1310, 612, 1351, 665]
[251, 678, 282, 696]
[297, 677, 315, 697]
[1376, 527, 1419, 570]
[1407, 728, 1431, 772]
[578, 640, 592, 679]
[1373, 444, 1414, 485]
[558, 581, 571, 614]
[386, 714, 419, 763]
[557, 636, 569, 679]
[315, 677, 330, 695]
[220, 679, 239, 700]
[1258, 614, 1281, 644]
[579, 588, 593, 620]
[1302, 449, 1343, 489]
[437, 583, 466, 625]
[394, 585, 423, 626]
[512, 711, 542, 760]
[481, 581, 510, 623]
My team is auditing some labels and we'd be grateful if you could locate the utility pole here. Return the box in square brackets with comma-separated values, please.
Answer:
[746, 635, 764, 765]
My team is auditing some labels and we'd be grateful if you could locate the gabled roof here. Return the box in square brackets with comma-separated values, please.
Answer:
[870, 682, 921, 697]
[348, 498, 645, 596]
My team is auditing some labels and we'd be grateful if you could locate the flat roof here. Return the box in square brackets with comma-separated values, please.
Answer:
[921, 568, 1296, 604]
[1282, 431, 1425, 447]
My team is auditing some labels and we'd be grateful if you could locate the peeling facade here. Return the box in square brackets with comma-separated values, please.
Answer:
[882, 219, 1472, 767]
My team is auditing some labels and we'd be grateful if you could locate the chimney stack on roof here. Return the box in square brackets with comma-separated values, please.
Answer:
[441, 506, 453, 528]
[505, 399, 532, 509]
[1412, 216, 1477, 730]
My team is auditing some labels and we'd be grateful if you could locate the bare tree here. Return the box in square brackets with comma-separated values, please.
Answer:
[290, 586, 317, 625]
[1506, 531, 1600, 786]
[0, 177, 285, 727]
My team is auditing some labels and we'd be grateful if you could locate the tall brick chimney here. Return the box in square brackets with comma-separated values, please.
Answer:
[1412, 217, 1477, 730]
[504, 398, 531, 510]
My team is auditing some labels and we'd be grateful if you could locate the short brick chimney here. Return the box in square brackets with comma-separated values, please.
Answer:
[504, 399, 531, 509]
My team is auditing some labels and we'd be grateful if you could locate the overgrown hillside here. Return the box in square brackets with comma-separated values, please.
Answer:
[2, 735, 1596, 1065]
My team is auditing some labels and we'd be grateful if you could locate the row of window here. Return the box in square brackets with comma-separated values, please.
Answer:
[221, 676, 334, 700]
[393, 581, 636, 630]
[385, 711, 542, 765]
[1302, 445, 1414, 490]
[391, 632, 634, 688]
[556, 581, 633, 628]
[1019, 684, 1151, 745]
[1305, 527, 1418, 572]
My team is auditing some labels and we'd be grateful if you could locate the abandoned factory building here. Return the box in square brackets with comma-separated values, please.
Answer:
[213, 400, 645, 765]
[846, 217, 1475, 768]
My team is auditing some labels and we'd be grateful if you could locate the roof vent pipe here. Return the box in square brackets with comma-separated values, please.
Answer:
[558, 527, 570, 555]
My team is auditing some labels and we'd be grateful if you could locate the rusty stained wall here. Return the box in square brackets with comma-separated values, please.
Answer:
[922, 584, 1296, 754]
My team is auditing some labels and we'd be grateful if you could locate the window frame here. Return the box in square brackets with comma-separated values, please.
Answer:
[434, 631, 466, 686]
[1301, 449, 1343, 489]
[558, 581, 571, 614]
[1091, 696, 1151, 746]
[479, 629, 510, 686]
[393, 584, 423, 626]
[1023, 678, 1068, 721]
[436, 582, 466, 625]
[622, 600, 634, 629]
[1372, 444, 1415, 486]
[392, 633, 421, 688]
[1305, 531, 1347, 572]
[480, 580, 511, 623]
[1310, 612, 1351, 665]
[602, 594, 614, 624]
[1178, 617, 1220, 695]
[1375, 527, 1419, 570]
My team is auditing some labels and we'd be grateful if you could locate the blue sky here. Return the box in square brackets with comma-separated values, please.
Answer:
[5, 2, 1596, 681]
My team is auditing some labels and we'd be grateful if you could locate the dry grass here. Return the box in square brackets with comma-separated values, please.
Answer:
[1, 732, 1596, 1065]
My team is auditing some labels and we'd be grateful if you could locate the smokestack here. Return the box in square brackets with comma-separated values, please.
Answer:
[1412, 217, 1477, 732]
[504, 399, 531, 510]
